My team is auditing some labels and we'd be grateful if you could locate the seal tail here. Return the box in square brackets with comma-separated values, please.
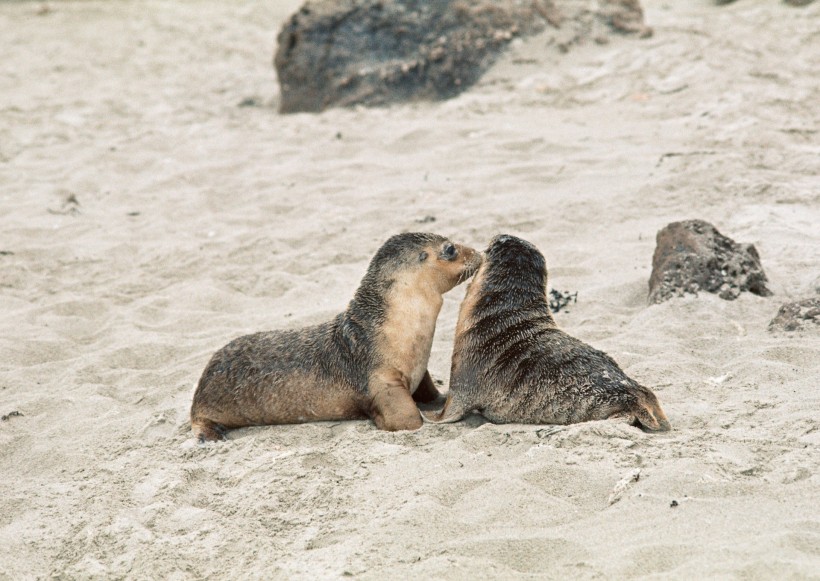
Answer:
[419, 394, 466, 424]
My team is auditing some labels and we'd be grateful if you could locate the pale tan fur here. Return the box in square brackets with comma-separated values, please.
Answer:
[370, 242, 480, 431]
[380, 269, 444, 394]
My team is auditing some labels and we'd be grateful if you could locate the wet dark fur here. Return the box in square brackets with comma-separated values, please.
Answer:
[429, 235, 671, 431]
[191, 232, 480, 441]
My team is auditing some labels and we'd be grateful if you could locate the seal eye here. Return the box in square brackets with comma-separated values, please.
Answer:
[418, 251, 428, 262]
[441, 243, 458, 261]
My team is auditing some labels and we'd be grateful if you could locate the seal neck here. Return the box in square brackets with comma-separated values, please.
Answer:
[348, 275, 391, 329]
[477, 262, 552, 317]
[477, 288, 551, 318]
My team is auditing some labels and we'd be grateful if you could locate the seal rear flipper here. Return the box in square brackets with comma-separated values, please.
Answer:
[419, 395, 466, 424]
[631, 401, 672, 432]
[191, 417, 228, 442]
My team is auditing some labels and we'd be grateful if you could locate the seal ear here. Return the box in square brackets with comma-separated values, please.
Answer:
[418, 251, 428, 262]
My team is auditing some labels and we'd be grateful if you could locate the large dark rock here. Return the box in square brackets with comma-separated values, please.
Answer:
[648, 219, 772, 304]
[768, 298, 820, 332]
[274, 0, 650, 113]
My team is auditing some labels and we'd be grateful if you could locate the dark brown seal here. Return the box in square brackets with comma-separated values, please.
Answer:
[191, 232, 481, 441]
[426, 234, 671, 431]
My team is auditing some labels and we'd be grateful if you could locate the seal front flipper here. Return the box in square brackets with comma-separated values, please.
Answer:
[412, 370, 444, 405]
[369, 369, 423, 431]
[419, 394, 467, 424]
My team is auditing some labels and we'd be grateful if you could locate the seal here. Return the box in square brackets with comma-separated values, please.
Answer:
[425, 234, 671, 431]
[191, 232, 481, 441]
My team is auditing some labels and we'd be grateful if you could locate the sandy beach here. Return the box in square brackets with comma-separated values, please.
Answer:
[1, 0, 819, 578]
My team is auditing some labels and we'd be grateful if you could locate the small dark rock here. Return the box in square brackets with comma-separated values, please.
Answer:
[1, 410, 23, 421]
[670, 499, 678, 507]
[535, 427, 560, 439]
[549, 289, 578, 313]
[648, 219, 772, 304]
[238, 97, 259, 107]
[600, 0, 652, 37]
[768, 298, 820, 332]
[48, 193, 81, 216]
[415, 215, 436, 224]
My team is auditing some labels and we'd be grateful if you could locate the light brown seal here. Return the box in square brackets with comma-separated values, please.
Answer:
[425, 234, 671, 431]
[191, 232, 481, 441]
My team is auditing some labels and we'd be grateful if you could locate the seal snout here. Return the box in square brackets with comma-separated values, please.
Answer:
[455, 245, 483, 285]
[464, 246, 483, 272]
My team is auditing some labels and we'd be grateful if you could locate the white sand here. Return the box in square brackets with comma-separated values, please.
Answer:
[1, 1, 819, 578]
